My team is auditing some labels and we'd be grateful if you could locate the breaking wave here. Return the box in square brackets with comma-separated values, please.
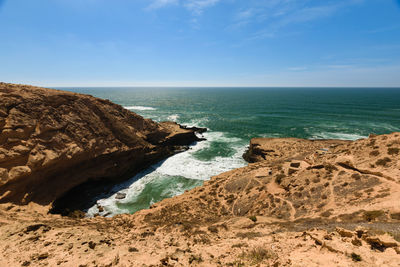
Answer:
[124, 106, 156, 111]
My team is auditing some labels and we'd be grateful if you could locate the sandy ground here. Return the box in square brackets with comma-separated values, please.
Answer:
[1, 132, 400, 266]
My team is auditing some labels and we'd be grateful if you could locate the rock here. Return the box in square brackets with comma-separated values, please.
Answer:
[288, 168, 298, 175]
[25, 224, 50, 233]
[128, 247, 139, 252]
[290, 162, 301, 168]
[180, 125, 207, 134]
[336, 227, 354, 238]
[97, 205, 104, 213]
[0, 168, 8, 183]
[0, 83, 204, 208]
[88, 241, 96, 249]
[255, 168, 271, 178]
[364, 236, 399, 251]
[8, 166, 31, 181]
[115, 193, 126, 200]
[243, 137, 349, 163]
[36, 252, 49, 260]
[355, 227, 366, 238]
[11, 145, 30, 154]
[242, 142, 266, 163]
[351, 238, 362, 246]
[0, 129, 400, 266]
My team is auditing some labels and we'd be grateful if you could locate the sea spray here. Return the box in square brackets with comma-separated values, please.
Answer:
[87, 130, 247, 217]
[124, 106, 157, 111]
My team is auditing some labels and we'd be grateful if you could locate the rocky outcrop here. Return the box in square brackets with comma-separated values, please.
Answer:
[243, 137, 349, 163]
[0, 83, 204, 207]
[140, 132, 400, 226]
[1, 132, 400, 266]
[1, 82, 400, 266]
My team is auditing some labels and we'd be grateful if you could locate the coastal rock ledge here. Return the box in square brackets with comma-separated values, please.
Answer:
[0, 82, 204, 207]
[1, 82, 400, 266]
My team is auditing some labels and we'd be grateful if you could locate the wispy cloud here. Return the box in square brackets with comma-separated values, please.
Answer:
[147, 0, 178, 10]
[236, 9, 254, 20]
[184, 0, 220, 15]
[147, 0, 220, 14]
[232, 0, 364, 40]
[230, 8, 255, 28]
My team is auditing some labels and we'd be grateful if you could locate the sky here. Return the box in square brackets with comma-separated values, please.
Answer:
[0, 0, 400, 87]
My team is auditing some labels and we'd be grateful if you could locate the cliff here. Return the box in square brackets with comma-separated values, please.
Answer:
[0, 83, 204, 207]
[0, 83, 399, 266]
[1, 133, 398, 266]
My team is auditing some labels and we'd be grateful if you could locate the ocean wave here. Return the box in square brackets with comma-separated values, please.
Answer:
[167, 114, 180, 122]
[363, 122, 400, 132]
[183, 117, 209, 128]
[87, 130, 247, 217]
[124, 106, 156, 111]
[311, 132, 367, 140]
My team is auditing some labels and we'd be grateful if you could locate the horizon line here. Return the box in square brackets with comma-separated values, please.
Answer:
[2, 81, 400, 89]
[51, 85, 400, 89]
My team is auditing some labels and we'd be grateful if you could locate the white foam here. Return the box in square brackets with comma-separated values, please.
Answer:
[311, 132, 367, 140]
[87, 130, 247, 217]
[87, 171, 160, 217]
[124, 106, 156, 111]
[167, 114, 180, 122]
[259, 133, 282, 138]
[365, 122, 399, 132]
[154, 136, 246, 180]
[184, 117, 209, 128]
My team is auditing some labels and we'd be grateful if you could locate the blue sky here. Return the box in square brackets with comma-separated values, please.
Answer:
[0, 0, 400, 87]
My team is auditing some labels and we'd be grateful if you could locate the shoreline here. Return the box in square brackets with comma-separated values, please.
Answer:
[0, 82, 206, 210]
[1, 131, 399, 266]
[1, 83, 400, 266]
[51, 138, 204, 217]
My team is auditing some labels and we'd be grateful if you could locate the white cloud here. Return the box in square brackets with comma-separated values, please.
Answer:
[148, 0, 178, 9]
[232, 0, 364, 40]
[184, 0, 221, 15]
[147, 0, 220, 14]
[236, 9, 254, 20]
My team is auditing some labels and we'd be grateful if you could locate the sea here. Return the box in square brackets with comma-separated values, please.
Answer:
[58, 87, 400, 217]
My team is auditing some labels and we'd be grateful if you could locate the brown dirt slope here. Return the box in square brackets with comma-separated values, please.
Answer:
[0, 83, 399, 266]
[1, 133, 399, 266]
[0, 82, 202, 207]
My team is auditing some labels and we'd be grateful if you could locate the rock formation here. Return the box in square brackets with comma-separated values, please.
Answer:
[0, 82, 399, 266]
[0, 82, 204, 207]
[137, 132, 400, 226]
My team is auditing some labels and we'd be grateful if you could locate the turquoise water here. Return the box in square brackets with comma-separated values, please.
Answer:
[59, 87, 400, 216]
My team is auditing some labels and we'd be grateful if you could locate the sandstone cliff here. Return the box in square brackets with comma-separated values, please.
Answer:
[1, 132, 399, 266]
[0, 83, 399, 266]
[137, 132, 400, 226]
[0, 83, 203, 207]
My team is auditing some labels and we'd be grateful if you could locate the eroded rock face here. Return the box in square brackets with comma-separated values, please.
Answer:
[137, 132, 400, 227]
[0, 83, 203, 206]
[0, 119, 399, 266]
